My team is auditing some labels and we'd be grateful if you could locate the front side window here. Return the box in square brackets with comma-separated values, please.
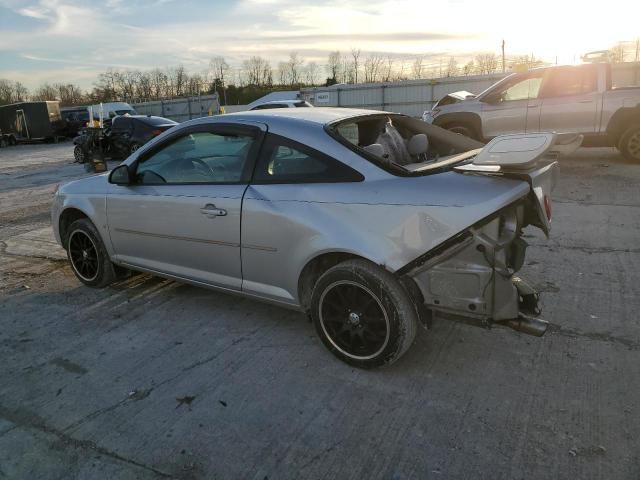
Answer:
[500, 76, 543, 101]
[135, 130, 255, 184]
[253, 135, 362, 184]
[541, 66, 597, 97]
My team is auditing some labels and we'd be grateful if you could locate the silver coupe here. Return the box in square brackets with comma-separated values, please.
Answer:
[52, 108, 567, 368]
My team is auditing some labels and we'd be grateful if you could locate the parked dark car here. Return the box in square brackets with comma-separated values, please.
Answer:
[72, 115, 177, 163]
[110, 115, 178, 157]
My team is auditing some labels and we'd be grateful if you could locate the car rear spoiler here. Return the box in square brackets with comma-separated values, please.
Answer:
[455, 132, 582, 172]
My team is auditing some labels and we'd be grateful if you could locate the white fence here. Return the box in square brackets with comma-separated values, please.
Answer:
[301, 73, 506, 117]
[132, 94, 220, 122]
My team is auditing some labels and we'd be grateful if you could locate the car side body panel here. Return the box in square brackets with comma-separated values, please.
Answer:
[241, 173, 529, 305]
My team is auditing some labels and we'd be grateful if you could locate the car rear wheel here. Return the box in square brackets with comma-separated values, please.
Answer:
[618, 124, 640, 162]
[66, 218, 116, 288]
[311, 259, 418, 369]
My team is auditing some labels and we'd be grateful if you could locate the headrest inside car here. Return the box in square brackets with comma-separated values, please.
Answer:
[362, 143, 385, 157]
[407, 134, 429, 156]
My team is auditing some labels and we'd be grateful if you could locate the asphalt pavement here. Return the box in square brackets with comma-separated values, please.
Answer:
[0, 142, 638, 479]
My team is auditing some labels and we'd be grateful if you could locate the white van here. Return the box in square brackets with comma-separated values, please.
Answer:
[88, 102, 137, 121]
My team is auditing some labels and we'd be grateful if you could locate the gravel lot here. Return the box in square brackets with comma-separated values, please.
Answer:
[0, 142, 638, 479]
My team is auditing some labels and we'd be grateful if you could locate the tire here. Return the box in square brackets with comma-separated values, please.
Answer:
[618, 124, 640, 162]
[310, 259, 418, 369]
[0, 137, 7, 148]
[66, 218, 116, 288]
[73, 145, 85, 163]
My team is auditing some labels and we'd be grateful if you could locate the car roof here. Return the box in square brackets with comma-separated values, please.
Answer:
[221, 107, 394, 126]
[259, 100, 299, 105]
[116, 115, 176, 123]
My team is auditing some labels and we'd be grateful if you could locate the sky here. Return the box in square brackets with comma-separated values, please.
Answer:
[0, 0, 638, 89]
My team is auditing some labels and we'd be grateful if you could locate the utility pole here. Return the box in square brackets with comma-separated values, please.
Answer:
[502, 39, 506, 72]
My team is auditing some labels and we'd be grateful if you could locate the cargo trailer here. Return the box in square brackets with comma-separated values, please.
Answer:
[0, 101, 64, 143]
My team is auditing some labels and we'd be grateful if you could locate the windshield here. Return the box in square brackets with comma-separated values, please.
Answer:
[115, 109, 137, 116]
[328, 114, 483, 176]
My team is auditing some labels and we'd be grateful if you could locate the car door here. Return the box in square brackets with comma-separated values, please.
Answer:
[109, 116, 132, 157]
[241, 134, 364, 304]
[480, 72, 544, 137]
[107, 123, 265, 290]
[538, 65, 599, 134]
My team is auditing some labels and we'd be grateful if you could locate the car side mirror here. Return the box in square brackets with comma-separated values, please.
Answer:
[109, 164, 132, 185]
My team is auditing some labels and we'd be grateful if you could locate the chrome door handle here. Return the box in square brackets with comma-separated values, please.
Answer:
[200, 204, 227, 217]
[527, 103, 539, 108]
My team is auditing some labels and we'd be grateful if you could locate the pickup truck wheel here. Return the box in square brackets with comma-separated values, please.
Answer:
[66, 218, 116, 288]
[311, 259, 418, 369]
[619, 124, 640, 162]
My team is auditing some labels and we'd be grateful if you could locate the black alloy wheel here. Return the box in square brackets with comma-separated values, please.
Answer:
[311, 259, 418, 369]
[319, 280, 390, 360]
[68, 230, 99, 282]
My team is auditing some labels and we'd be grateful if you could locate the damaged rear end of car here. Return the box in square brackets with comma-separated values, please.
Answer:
[398, 133, 567, 336]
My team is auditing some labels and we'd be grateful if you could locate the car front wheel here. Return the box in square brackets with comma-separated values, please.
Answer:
[73, 145, 85, 163]
[311, 259, 418, 369]
[66, 218, 116, 288]
[130, 143, 142, 154]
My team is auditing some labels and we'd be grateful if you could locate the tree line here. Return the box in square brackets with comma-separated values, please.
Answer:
[0, 43, 634, 108]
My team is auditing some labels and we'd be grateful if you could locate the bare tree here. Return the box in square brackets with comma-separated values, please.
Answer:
[445, 57, 458, 77]
[55, 83, 84, 105]
[475, 53, 498, 74]
[364, 53, 384, 83]
[277, 61, 289, 86]
[305, 61, 318, 86]
[209, 56, 229, 104]
[412, 56, 423, 79]
[327, 51, 342, 83]
[149, 68, 167, 98]
[382, 55, 394, 82]
[136, 71, 153, 100]
[31, 83, 59, 101]
[463, 60, 475, 75]
[287, 52, 304, 86]
[609, 43, 625, 63]
[242, 56, 272, 86]
[341, 57, 352, 83]
[350, 48, 361, 83]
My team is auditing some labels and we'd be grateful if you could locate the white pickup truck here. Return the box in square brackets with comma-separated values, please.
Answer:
[423, 63, 640, 161]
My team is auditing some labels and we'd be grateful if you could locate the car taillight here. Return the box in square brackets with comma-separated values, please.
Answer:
[544, 195, 552, 221]
[152, 129, 162, 136]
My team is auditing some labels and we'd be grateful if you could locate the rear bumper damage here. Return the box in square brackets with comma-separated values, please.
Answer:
[402, 199, 549, 336]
